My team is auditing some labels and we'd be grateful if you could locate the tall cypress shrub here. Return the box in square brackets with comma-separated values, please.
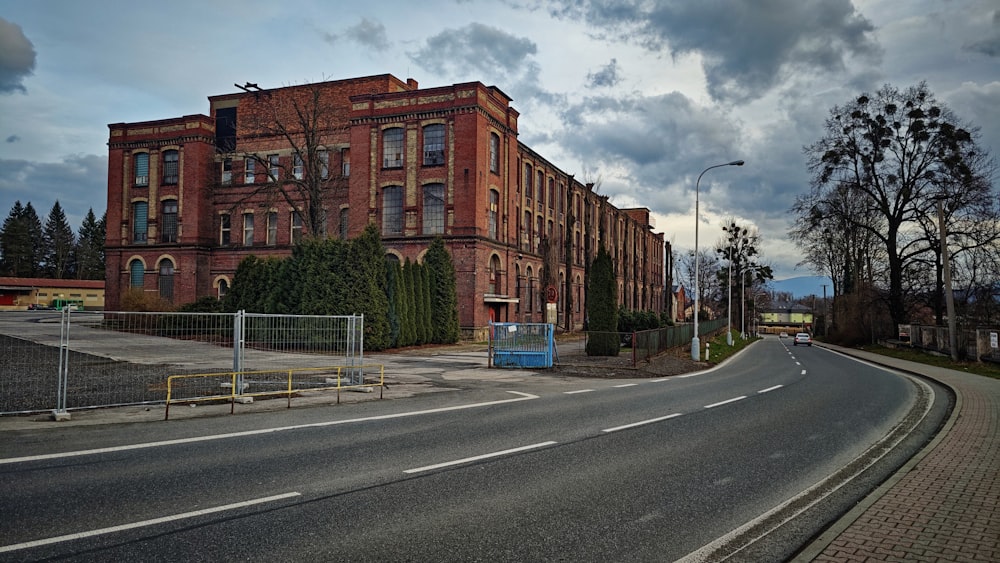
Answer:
[425, 238, 460, 343]
[586, 246, 619, 356]
[385, 260, 401, 347]
[349, 224, 390, 350]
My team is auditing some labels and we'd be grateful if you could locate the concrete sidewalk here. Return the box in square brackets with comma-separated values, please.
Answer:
[796, 346, 1000, 562]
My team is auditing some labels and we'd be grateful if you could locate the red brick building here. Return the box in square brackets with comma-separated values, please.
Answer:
[106, 74, 667, 339]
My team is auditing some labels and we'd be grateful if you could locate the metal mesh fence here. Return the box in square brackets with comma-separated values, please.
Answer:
[0, 310, 363, 415]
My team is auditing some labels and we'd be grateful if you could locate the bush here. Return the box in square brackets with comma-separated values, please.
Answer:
[119, 287, 175, 312]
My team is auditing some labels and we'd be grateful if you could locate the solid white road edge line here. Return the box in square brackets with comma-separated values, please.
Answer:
[602, 413, 682, 433]
[704, 396, 747, 409]
[1, 392, 540, 465]
[0, 492, 302, 553]
[403, 441, 558, 474]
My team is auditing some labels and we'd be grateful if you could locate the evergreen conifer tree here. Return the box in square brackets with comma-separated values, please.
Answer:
[74, 208, 105, 280]
[425, 238, 459, 343]
[43, 201, 76, 279]
[586, 246, 619, 356]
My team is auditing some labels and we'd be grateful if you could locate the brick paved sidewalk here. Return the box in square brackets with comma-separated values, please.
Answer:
[798, 349, 1000, 562]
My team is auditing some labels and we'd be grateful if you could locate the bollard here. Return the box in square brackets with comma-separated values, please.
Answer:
[705, 342, 710, 361]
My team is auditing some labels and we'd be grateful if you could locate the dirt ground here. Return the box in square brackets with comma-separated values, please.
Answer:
[553, 343, 705, 379]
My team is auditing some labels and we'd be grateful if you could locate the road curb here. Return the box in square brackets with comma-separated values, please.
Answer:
[790, 346, 962, 562]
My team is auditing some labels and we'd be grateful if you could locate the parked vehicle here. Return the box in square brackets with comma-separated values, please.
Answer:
[793, 332, 812, 346]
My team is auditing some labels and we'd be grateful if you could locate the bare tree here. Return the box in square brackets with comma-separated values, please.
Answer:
[800, 82, 996, 331]
[220, 82, 350, 238]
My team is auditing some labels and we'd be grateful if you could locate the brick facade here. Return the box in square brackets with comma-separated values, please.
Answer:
[105, 74, 667, 339]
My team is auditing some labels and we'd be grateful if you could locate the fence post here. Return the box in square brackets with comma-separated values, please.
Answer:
[53, 307, 72, 421]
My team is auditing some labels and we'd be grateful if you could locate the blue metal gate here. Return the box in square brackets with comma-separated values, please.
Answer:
[490, 322, 554, 369]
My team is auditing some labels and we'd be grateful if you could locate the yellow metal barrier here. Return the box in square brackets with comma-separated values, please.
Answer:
[165, 365, 385, 420]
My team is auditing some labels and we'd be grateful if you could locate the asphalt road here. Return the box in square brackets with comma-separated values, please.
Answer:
[0, 337, 948, 562]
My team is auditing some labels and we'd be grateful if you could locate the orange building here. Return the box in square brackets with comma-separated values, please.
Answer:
[106, 74, 666, 339]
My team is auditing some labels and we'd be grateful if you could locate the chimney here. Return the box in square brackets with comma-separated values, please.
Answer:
[407, 78, 418, 90]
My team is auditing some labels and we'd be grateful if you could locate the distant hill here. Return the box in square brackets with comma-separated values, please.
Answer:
[768, 276, 832, 298]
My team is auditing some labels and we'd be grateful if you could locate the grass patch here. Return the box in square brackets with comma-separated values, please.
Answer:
[704, 331, 760, 364]
[859, 344, 1000, 380]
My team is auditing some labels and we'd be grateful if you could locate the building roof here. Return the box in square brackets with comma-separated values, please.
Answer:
[0, 277, 105, 290]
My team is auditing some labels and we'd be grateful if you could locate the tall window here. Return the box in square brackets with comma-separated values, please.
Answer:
[291, 211, 303, 243]
[134, 153, 149, 187]
[489, 133, 500, 173]
[382, 186, 403, 235]
[220, 213, 231, 246]
[524, 164, 532, 203]
[266, 212, 277, 246]
[217, 279, 229, 299]
[526, 266, 534, 319]
[243, 213, 254, 246]
[318, 150, 329, 179]
[341, 148, 350, 176]
[161, 200, 178, 243]
[423, 124, 445, 165]
[132, 201, 148, 244]
[423, 183, 445, 235]
[488, 189, 499, 240]
[129, 259, 144, 288]
[221, 158, 232, 185]
[162, 150, 179, 185]
[383, 128, 403, 168]
[245, 159, 255, 184]
[339, 207, 349, 240]
[515, 264, 521, 314]
[523, 210, 531, 251]
[268, 154, 279, 179]
[489, 255, 501, 294]
[547, 178, 554, 209]
[536, 171, 544, 206]
[158, 259, 174, 302]
[293, 154, 304, 180]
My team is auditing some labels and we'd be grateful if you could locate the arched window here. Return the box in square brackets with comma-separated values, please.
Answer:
[488, 190, 499, 240]
[339, 207, 350, 240]
[575, 275, 581, 313]
[129, 259, 144, 288]
[515, 264, 521, 314]
[382, 186, 403, 235]
[489, 255, 502, 294]
[159, 259, 175, 301]
[489, 133, 500, 173]
[217, 279, 229, 299]
[382, 127, 403, 168]
[524, 164, 532, 204]
[422, 183, 445, 235]
[526, 266, 534, 320]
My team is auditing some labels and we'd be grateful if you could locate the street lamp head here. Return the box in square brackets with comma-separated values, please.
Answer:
[729, 160, 745, 166]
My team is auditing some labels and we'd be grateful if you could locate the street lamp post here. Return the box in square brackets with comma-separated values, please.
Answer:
[726, 244, 733, 346]
[692, 160, 745, 361]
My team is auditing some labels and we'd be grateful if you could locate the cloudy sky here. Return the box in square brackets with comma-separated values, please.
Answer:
[1, 0, 998, 281]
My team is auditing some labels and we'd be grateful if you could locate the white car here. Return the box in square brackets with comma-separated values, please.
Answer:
[793, 332, 812, 346]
